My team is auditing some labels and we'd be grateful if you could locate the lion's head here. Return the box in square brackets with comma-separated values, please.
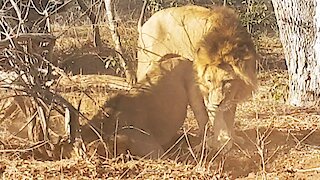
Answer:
[193, 6, 258, 111]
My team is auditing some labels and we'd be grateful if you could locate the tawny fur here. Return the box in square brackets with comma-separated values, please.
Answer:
[81, 55, 209, 158]
[137, 5, 258, 151]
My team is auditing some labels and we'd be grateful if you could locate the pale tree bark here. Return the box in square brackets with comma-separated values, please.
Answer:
[272, 0, 320, 106]
[104, 0, 136, 84]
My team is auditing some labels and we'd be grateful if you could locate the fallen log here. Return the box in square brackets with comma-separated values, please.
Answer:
[57, 74, 132, 93]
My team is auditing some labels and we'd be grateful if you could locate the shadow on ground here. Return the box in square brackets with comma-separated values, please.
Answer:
[166, 127, 320, 178]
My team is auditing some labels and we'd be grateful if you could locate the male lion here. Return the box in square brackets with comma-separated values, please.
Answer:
[81, 54, 209, 158]
[137, 5, 258, 151]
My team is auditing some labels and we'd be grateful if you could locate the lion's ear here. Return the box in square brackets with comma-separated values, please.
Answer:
[195, 47, 205, 63]
[196, 46, 220, 65]
[196, 47, 203, 56]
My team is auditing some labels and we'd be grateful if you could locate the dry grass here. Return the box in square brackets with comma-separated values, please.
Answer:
[0, 155, 226, 179]
[52, 21, 138, 62]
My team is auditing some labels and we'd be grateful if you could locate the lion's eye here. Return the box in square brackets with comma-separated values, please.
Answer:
[205, 75, 212, 83]
[223, 80, 232, 90]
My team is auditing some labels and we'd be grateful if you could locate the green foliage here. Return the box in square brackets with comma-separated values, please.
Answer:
[212, 0, 277, 35]
[147, 0, 164, 14]
[236, 0, 277, 35]
[146, 0, 193, 13]
[270, 75, 289, 101]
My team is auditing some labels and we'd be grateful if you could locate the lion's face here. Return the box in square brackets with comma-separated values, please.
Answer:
[194, 41, 257, 111]
[195, 63, 237, 111]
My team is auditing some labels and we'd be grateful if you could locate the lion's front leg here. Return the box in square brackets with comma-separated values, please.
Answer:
[223, 104, 245, 145]
[207, 104, 244, 153]
[206, 109, 233, 153]
[186, 74, 210, 137]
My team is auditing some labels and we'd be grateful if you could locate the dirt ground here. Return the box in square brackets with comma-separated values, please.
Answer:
[1, 14, 320, 180]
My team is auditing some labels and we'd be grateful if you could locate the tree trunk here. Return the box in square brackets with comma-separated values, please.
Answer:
[76, 0, 102, 48]
[104, 0, 136, 84]
[272, 0, 320, 106]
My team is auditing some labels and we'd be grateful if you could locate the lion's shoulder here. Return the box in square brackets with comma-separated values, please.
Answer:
[137, 54, 192, 88]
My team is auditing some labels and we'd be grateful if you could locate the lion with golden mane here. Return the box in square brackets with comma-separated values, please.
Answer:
[81, 54, 209, 158]
[137, 5, 258, 150]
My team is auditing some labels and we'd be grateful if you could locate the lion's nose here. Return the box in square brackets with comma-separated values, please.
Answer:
[206, 104, 219, 112]
[207, 90, 224, 105]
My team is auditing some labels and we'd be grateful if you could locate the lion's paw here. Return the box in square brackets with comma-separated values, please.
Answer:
[206, 131, 233, 154]
[233, 134, 245, 145]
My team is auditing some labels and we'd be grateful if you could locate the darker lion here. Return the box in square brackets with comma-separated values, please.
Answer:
[137, 5, 258, 151]
[81, 54, 209, 158]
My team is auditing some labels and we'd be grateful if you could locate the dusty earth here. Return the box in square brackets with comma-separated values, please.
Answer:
[1, 21, 320, 180]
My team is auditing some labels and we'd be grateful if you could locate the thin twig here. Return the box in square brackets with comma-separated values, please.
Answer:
[208, 137, 231, 165]
[298, 128, 317, 145]
[294, 167, 320, 173]
[114, 117, 118, 158]
[183, 127, 198, 163]
[160, 132, 186, 159]
[0, 140, 48, 153]
[198, 123, 209, 166]
[13, 111, 37, 136]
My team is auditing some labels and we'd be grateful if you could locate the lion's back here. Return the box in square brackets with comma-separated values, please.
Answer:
[85, 55, 196, 147]
[138, 5, 213, 54]
[137, 5, 242, 81]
